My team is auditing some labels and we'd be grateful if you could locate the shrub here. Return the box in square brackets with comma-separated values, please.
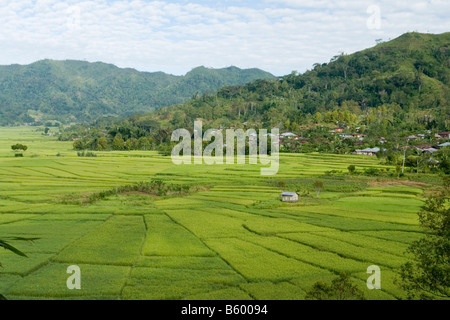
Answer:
[347, 165, 356, 174]
[305, 273, 365, 300]
[363, 167, 381, 176]
[77, 151, 97, 157]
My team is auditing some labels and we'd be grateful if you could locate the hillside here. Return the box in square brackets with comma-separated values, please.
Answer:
[0, 60, 274, 125]
[61, 32, 449, 162]
[138, 31, 450, 130]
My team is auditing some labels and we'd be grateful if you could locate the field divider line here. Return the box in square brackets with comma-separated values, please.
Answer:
[275, 233, 398, 270]
[0, 193, 44, 205]
[20, 167, 62, 178]
[197, 199, 280, 219]
[0, 213, 46, 226]
[276, 209, 418, 231]
[240, 235, 339, 276]
[161, 210, 257, 300]
[119, 215, 147, 299]
[244, 235, 397, 299]
[347, 230, 424, 245]
[46, 214, 116, 267]
[303, 231, 410, 259]
[43, 165, 86, 178]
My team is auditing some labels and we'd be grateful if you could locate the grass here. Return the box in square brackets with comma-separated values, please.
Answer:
[53, 215, 146, 266]
[0, 126, 436, 300]
[142, 214, 214, 257]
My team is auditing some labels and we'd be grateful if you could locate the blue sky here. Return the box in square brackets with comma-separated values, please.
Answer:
[0, 0, 449, 76]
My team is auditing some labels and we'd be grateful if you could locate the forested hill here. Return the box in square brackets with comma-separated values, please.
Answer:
[0, 60, 274, 125]
[124, 32, 449, 132]
[60, 32, 450, 160]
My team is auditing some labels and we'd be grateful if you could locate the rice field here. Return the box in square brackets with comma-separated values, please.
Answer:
[0, 126, 429, 300]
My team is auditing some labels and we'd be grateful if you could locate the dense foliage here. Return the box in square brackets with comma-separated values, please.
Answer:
[0, 61, 274, 125]
[305, 273, 365, 300]
[399, 177, 450, 299]
[61, 32, 449, 175]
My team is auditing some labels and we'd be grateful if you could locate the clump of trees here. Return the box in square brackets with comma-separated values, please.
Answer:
[73, 134, 155, 151]
[306, 273, 365, 300]
[347, 165, 356, 175]
[61, 179, 197, 205]
[11, 144, 28, 157]
[399, 177, 450, 299]
[77, 151, 97, 157]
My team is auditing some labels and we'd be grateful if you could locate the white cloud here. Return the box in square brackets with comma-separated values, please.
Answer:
[0, 0, 448, 75]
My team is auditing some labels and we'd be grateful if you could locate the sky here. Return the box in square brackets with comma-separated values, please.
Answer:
[0, 0, 449, 76]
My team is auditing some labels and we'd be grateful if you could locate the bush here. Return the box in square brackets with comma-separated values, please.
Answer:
[363, 167, 381, 176]
[347, 165, 356, 174]
[305, 273, 365, 300]
[324, 170, 343, 176]
[77, 151, 97, 157]
[61, 180, 198, 205]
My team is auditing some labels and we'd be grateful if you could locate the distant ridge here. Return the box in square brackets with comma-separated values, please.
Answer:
[0, 60, 275, 125]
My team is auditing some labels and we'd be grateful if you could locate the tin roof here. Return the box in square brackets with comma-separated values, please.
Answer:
[281, 192, 297, 196]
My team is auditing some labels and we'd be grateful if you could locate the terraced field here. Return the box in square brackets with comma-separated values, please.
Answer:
[0, 127, 428, 300]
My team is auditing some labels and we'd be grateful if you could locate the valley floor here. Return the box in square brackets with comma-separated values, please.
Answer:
[0, 127, 431, 300]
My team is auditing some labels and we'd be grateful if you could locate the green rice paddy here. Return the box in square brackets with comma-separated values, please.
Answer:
[0, 127, 429, 300]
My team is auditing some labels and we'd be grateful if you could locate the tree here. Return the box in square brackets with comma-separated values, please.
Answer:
[125, 139, 133, 150]
[399, 178, 449, 299]
[313, 180, 324, 198]
[112, 134, 124, 150]
[11, 143, 28, 152]
[414, 150, 428, 176]
[11, 143, 28, 157]
[129, 137, 139, 150]
[73, 139, 85, 151]
[435, 147, 450, 174]
[138, 137, 152, 150]
[97, 137, 109, 151]
[305, 273, 365, 300]
[396, 165, 402, 178]
[348, 165, 356, 175]
[278, 180, 287, 191]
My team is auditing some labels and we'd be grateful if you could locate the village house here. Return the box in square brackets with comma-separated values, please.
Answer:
[353, 147, 382, 156]
[406, 135, 419, 141]
[438, 131, 450, 139]
[280, 132, 298, 139]
[339, 133, 353, 139]
[281, 192, 298, 202]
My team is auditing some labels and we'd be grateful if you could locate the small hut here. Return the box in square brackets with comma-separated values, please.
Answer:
[281, 192, 298, 202]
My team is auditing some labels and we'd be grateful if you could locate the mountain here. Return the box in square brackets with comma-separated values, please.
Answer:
[0, 60, 274, 125]
[120, 32, 450, 130]
[60, 32, 450, 153]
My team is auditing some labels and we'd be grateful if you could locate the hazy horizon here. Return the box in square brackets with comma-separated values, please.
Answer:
[0, 0, 449, 76]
